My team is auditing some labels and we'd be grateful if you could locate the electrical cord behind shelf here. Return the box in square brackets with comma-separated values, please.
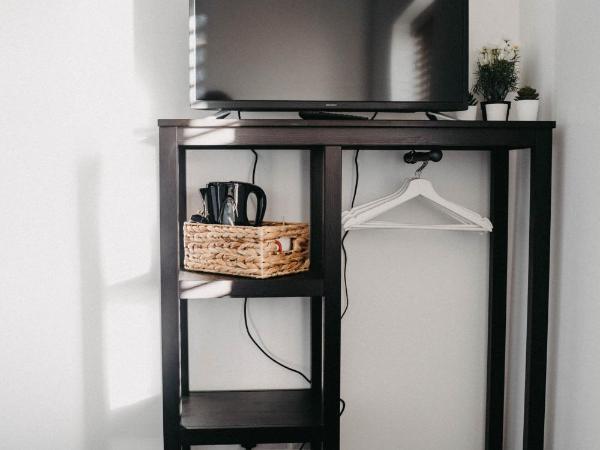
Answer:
[250, 149, 258, 184]
[243, 297, 311, 384]
[298, 143, 364, 450]
[243, 149, 312, 382]
[243, 145, 349, 450]
[341, 149, 360, 319]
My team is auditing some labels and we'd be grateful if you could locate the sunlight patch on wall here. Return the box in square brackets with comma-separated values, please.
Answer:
[105, 298, 159, 410]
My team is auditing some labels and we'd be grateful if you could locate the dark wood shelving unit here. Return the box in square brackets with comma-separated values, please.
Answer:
[159, 119, 555, 450]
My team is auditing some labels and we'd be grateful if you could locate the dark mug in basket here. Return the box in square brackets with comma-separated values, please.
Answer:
[203, 181, 267, 226]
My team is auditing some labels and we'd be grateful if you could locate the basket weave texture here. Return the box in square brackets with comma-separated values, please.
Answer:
[183, 221, 310, 279]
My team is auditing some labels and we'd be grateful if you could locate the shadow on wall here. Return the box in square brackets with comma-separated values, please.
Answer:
[134, 0, 198, 117]
[503, 129, 564, 450]
[544, 126, 566, 450]
[75, 1, 202, 448]
[79, 157, 109, 449]
[78, 156, 163, 450]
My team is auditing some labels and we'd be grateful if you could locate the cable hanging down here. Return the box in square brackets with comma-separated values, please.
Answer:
[243, 147, 348, 450]
[243, 298, 311, 384]
[250, 149, 258, 184]
[242, 150, 311, 384]
[341, 149, 360, 319]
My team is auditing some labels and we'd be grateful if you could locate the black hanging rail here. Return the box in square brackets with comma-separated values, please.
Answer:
[403, 149, 443, 164]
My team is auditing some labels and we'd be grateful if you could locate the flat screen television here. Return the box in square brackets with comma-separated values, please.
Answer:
[190, 0, 468, 112]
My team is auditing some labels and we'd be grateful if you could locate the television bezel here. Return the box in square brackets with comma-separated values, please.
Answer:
[189, 0, 469, 113]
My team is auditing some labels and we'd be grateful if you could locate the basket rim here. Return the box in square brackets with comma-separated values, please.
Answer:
[183, 221, 308, 230]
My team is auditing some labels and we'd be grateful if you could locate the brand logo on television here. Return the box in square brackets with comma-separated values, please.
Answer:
[325, 104, 338, 107]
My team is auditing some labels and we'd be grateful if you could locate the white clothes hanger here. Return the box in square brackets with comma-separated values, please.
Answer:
[342, 161, 493, 232]
[341, 177, 410, 225]
[342, 151, 440, 225]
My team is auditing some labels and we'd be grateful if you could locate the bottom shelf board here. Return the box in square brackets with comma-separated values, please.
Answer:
[180, 389, 323, 445]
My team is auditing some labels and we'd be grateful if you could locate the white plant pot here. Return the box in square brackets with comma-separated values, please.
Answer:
[482, 102, 511, 121]
[516, 100, 540, 121]
[455, 105, 478, 120]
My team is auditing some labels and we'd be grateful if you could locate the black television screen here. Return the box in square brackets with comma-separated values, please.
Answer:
[190, 0, 468, 112]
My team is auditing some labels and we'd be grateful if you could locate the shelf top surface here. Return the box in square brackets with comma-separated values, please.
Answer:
[159, 118, 556, 129]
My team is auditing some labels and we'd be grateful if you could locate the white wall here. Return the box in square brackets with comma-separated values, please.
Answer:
[0, 1, 198, 449]
[0, 1, 557, 450]
[520, 1, 600, 449]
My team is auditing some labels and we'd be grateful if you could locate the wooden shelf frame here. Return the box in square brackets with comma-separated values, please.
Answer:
[159, 119, 555, 450]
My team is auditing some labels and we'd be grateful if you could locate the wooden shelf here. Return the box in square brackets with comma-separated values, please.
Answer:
[180, 390, 323, 445]
[179, 270, 324, 299]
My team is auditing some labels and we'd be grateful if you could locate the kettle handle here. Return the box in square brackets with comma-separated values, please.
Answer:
[199, 188, 208, 212]
[247, 185, 267, 226]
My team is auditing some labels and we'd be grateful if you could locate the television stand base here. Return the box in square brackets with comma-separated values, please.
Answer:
[426, 111, 457, 121]
[299, 111, 370, 120]
[215, 109, 233, 119]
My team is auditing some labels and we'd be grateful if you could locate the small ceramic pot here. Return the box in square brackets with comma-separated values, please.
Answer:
[455, 105, 478, 120]
[515, 100, 540, 121]
[481, 101, 511, 121]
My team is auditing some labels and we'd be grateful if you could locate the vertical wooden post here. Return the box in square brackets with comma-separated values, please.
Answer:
[322, 146, 342, 450]
[159, 127, 182, 450]
[310, 147, 325, 450]
[181, 299, 190, 397]
[485, 149, 510, 450]
[179, 149, 190, 400]
[523, 130, 553, 450]
[310, 147, 324, 392]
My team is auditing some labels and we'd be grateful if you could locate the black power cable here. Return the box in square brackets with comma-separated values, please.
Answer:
[250, 149, 258, 184]
[243, 142, 355, 450]
[243, 298, 311, 384]
[341, 149, 360, 319]
[242, 149, 312, 384]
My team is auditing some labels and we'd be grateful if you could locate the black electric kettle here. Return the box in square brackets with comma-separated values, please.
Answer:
[202, 181, 267, 226]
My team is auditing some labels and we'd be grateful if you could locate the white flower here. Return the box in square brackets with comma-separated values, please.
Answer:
[478, 39, 519, 64]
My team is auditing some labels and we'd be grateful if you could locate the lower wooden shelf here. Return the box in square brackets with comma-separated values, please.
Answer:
[180, 389, 323, 445]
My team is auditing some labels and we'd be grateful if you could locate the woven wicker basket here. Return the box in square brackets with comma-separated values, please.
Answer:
[183, 221, 310, 279]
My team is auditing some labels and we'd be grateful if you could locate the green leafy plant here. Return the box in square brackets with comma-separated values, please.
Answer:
[467, 91, 478, 106]
[516, 86, 540, 101]
[473, 40, 520, 102]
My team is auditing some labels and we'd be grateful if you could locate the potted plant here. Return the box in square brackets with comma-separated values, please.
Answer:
[473, 40, 520, 121]
[515, 86, 540, 121]
[455, 91, 479, 120]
